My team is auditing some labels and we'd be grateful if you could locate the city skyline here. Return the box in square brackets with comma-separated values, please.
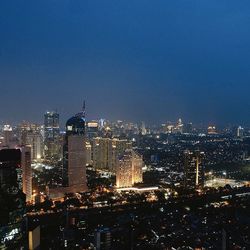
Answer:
[1, 1, 250, 124]
[1, 2, 250, 249]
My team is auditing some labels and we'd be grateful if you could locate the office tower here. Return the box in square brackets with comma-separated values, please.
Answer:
[3, 125, 15, 147]
[26, 133, 43, 161]
[207, 125, 216, 135]
[63, 104, 87, 192]
[0, 148, 26, 249]
[18, 122, 44, 161]
[85, 141, 92, 166]
[183, 150, 204, 189]
[92, 138, 132, 172]
[92, 138, 112, 171]
[67, 135, 87, 192]
[141, 121, 147, 135]
[237, 126, 244, 138]
[175, 118, 184, 134]
[87, 121, 99, 139]
[116, 149, 143, 188]
[44, 111, 60, 160]
[94, 227, 111, 250]
[112, 139, 133, 172]
[183, 122, 193, 134]
[21, 146, 32, 203]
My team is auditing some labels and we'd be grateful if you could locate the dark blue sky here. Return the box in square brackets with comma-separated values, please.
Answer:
[1, 0, 250, 125]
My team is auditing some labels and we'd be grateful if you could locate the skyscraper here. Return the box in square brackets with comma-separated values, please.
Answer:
[183, 150, 204, 189]
[92, 138, 132, 173]
[21, 145, 32, 203]
[44, 111, 60, 160]
[94, 227, 112, 250]
[18, 122, 44, 161]
[62, 103, 87, 192]
[0, 148, 26, 249]
[3, 125, 15, 147]
[87, 121, 99, 139]
[116, 149, 143, 188]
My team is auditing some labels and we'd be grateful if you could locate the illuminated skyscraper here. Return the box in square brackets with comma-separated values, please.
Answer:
[21, 145, 32, 203]
[237, 126, 244, 138]
[141, 121, 147, 135]
[87, 121, 99, 139]
[63, 103, 87, 192]
[207, 125, 216, 135]
[26, 133, 43, 161]
[44, 111, 60, 160]
[183, 150, 204, 189]
[18, 122, 44, 161]
[92, 138, 132, 172]
[116, 149, 143, 188]
[3, 125, 15, 147]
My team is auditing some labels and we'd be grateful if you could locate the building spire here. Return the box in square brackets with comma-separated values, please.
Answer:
[82, 100, 86, 117]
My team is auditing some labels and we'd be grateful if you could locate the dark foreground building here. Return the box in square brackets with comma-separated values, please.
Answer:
[0, 148, 26, 249]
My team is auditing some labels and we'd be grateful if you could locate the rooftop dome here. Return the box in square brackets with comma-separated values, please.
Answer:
[66, 112, 85, 136]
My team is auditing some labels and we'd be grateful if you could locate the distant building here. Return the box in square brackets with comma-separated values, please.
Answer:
[237, 126, 244, 138]
[175, 118, 184, 134]
[92, 138, 132, 172]
[207, 125, 217, 135]
[18, 123, 44, 161]
[21, 145, 32, 203]
[3, 125, 16, 147]
[183, 122, 193, 134]
[116, 149, 143, 188]
[183, 150, 204, 189]
[44, 111, 60, 160]
[85, 141, 92, 166]
[141, 121, 147, 135]
[26, 133, 43, 161]
[87, 121, 99, 139]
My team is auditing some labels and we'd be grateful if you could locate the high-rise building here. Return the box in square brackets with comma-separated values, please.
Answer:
[3, 125, 16, 147]
[207, 125, 216, 135]
[183, 150, 204, 189]
[18, 122, 44, 161]
[44, 111, 60, 160]
[141, 121, 147, 135]
[94, 227, 112, 250]
[237, 126, 244, 138]
[92, 138, 132, 172]
[21, 146, 32, 203]
[26, 133, 43, 161]
[86, 141, 92, 166]
[87, 121, 99, 139]
[116, 149, 143, 188]
[0, 148, 26, 249]
[62, 105, 87, 193]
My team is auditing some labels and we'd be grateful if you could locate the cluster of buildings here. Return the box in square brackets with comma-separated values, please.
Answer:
[0, 106, 146, 248]
[3, 106, 249, 249]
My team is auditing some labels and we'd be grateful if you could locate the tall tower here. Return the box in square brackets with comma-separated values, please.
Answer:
[0, 148, 26, 249]
[116, 149, 143, 188]
[3, 125, 14, 147]
[63, 103, 87, 192]
[44, 111, 60, 160]
[21, 145, 32, 203]
[183, 150, 204, 189]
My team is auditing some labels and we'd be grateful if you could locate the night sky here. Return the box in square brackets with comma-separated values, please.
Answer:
[1, 0, 250, 126]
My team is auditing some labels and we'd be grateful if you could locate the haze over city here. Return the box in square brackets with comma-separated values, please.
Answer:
[1, 0, 250, 124]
